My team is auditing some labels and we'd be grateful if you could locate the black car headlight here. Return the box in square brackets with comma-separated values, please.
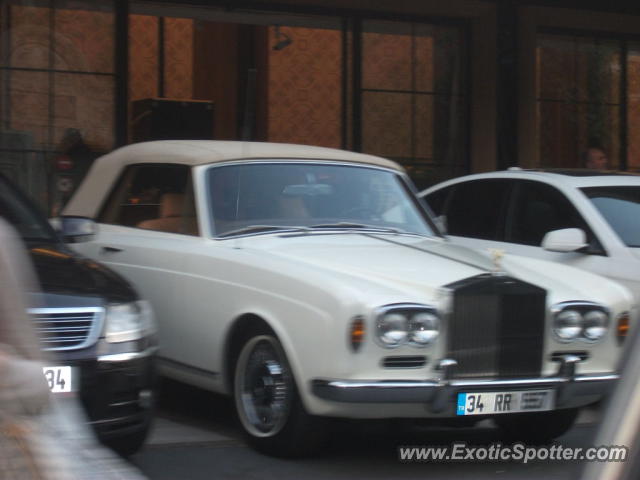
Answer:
[105, 300, 156, 343]
[375, 305, 440, 348]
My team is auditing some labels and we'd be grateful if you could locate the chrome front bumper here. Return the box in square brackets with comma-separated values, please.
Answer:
[311, 356, 618, 412]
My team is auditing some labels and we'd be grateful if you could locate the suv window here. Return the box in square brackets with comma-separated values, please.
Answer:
[444, 179, 511, 240]
[98, 164, 198, 236]
[582, 186, 640, 248]
[507, 180, 593, 247]
[423, 186, 453, 217]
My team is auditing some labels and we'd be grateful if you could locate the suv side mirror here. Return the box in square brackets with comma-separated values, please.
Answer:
[435, 215, 448, 235]
[51, 216, 96, 243]
[541, 228, 588, 253]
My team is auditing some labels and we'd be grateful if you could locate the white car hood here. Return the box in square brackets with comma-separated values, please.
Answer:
[240, 233, 608, 302]
[258, 234, 491, 288]
[628, 248, 640, 262]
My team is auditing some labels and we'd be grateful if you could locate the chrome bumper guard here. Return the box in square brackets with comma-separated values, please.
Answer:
[311, 356, 618, 412]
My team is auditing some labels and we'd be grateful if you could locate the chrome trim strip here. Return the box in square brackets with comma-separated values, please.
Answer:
[97, 347, 158, 363]
[311, 373, 619, 404]
[29, 307, 105, 352]
[201, 159, 401, 174]
[29, 307, 103, 314]
[317, 374, 618, 390]
[450, 374, 618, 387]
[88, 414, 147, 426]
[550, 301, 609, 314]
[574, 374, 619, 382]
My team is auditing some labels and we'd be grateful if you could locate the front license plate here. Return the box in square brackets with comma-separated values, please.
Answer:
[456, 389, 554, 416]
[42, 366, 74, 393]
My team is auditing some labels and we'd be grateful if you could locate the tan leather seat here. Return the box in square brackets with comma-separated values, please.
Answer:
[137, 193, 197, 234]
[277, 195, 309, 219]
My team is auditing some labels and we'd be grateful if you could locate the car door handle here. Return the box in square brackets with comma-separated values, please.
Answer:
[102, 246, 123, 253]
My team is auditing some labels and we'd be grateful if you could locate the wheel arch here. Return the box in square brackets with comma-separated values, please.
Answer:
[223, 313, 277, 394]
[222, 304, 334, 409]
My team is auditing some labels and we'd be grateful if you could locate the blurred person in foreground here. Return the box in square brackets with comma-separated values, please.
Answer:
[580, 323, 640, 479]
[0, 219, 146, 480]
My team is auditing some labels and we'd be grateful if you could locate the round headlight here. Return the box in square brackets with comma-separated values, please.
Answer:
[554, 309, 583, 341]
[376, 312, 408, 348]
[408, 312, 439, 346]
[582, 310, 608, 341]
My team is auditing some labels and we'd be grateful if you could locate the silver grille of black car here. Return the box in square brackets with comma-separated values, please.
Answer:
[445, 274, 547, 379]
[29, 307, 104, 351]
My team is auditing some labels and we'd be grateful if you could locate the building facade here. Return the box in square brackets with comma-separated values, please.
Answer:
[1, 0, 640, 212]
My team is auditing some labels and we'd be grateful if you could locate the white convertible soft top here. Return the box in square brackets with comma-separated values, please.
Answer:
[64, 140, 403, 218]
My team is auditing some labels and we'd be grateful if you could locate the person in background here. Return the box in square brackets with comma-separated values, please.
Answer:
[581, 147, 609, 170]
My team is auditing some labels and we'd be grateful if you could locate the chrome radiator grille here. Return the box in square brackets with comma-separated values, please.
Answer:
[446, 274, 547, 379]
[30, 307, 104, 351]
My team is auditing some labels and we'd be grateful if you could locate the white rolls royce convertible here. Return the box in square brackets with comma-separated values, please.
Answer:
[61, 141, 634, 456]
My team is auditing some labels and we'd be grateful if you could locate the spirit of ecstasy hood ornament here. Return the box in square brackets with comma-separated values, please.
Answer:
[488, 248, 505, 273]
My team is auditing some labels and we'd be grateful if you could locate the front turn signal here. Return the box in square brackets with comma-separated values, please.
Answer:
[350, 317, 365, 352]
[617, 313, 630, 345]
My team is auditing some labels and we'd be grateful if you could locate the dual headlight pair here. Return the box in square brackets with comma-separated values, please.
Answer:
[552, 303, 609, 342]
[381, 303, 612, 346]
[374, 305, 440, 349]
[105, 300, 156, 343]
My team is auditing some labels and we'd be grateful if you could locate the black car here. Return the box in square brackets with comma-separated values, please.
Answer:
[0, 173, 157, 455]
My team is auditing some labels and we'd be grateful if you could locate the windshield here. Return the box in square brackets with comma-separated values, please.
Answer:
[0, 177, 57, 242]
[582, 186, 640, 247]
[206, 163, 435, 237]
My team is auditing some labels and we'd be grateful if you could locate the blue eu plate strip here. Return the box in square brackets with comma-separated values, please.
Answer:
[456, 393, 467, 415]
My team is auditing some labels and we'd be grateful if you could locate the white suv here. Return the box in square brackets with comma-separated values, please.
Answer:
[421, 169, 640, 306]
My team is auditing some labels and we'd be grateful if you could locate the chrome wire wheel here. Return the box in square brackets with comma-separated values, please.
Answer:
[234, 335, 292, 438]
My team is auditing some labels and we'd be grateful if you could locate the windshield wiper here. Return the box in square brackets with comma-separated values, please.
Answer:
[219, 222, 427, 238]
[217, 225, 309, 238]
[309, 222, 405, 234]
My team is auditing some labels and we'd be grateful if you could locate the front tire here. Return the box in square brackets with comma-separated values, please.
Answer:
[494, 408, 579, 443]
[106, 425, 151, 457]
[234, 334, 327, 457]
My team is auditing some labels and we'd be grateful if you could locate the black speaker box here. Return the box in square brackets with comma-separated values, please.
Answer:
[132, 98, 214, 142]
